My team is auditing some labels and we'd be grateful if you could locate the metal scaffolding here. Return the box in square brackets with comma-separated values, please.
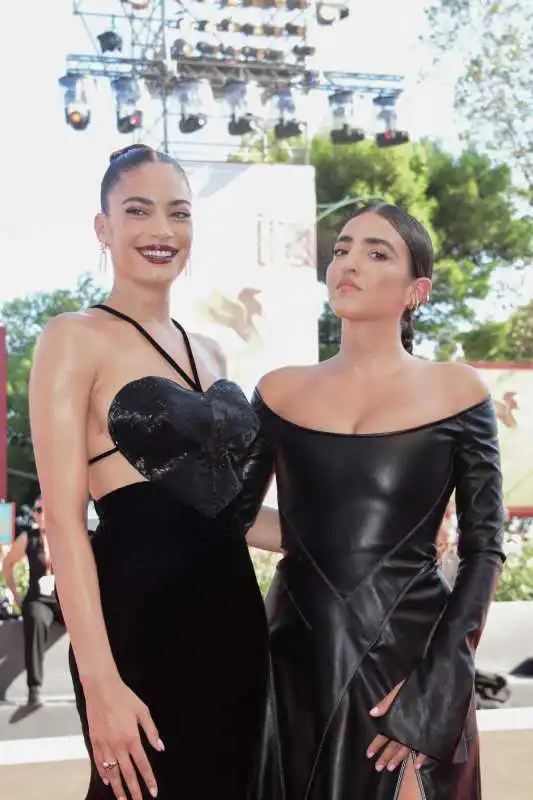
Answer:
[62, 0, 406, 154]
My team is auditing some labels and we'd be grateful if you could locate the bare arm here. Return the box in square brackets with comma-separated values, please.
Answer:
[29, 315, 119, 689]
[1, 534, 27, 606]
[247, 506, 282, 553]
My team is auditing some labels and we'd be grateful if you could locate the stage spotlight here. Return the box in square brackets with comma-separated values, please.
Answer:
[175, 78, 213, 134]
[242, 23, 263, 36]
[263, 25, 283, 36]
[171, 38, 195, 59]
[328, 90, 365, 145]
[376, 130, 410, 148]
[374, 96, 409, 148]
[218, 18, 240, 33]
[293, 45, 315, 60]
[316, 2, 349, 24]
[117, 106, 143, 133]
[123, 0, 150, 8]
[196, 42, 220, 56]
[270, 89, 303, 140]
[112, 77, 142, 134]
[264, 49, 284, 62]
[241, 46, 266, 60]
[97, 30, 123, 53]
[223, 79, 264, 136]
[196, 20, 216, 34]
[286, 23, 306, 36]
[220, 45, 241, 59]
[59, 75, 91, 131]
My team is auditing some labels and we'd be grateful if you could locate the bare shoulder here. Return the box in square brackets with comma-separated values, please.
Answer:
[36, 310, 101, 348]
[257, 364, 317, 407]
[426, 361, 490, 409]
[33, 311, 102, 375]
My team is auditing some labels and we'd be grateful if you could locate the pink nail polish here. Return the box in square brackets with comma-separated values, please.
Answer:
[157, 738, 165, 752]
[369, 707, 379, 716]
[367, 750, 374, 758]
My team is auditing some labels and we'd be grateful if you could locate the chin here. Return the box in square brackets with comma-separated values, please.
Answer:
[329, 298, 364, 321]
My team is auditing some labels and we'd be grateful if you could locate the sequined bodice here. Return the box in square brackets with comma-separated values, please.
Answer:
[88, 305, 259, 517]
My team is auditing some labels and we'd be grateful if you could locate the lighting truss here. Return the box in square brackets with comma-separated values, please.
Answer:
[62, 1, 407, 153]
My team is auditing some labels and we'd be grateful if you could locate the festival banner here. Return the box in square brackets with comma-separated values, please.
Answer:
[472, 363, 533, 516]
[170, 160, 321, 399]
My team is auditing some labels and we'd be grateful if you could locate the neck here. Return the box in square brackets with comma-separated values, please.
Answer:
[105, 282, 171, 324]
[335, 318, 410, 375]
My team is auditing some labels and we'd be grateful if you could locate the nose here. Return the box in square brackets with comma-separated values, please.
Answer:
[151, 211, 173, 240]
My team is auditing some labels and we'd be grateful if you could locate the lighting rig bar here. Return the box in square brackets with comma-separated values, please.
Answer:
[64, 53, 404, 96]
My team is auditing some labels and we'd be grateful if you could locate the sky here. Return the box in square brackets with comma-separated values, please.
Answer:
[0, 0, 528, 315]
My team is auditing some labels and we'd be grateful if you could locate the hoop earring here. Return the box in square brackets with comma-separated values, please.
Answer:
[98, 243, 109, 274]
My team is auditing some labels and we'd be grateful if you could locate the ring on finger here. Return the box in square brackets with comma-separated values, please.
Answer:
[102, 759, 119, 769]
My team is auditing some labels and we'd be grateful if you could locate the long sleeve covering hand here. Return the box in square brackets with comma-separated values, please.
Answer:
[231, 390, 275, 536]
[376, 399, 506, 762]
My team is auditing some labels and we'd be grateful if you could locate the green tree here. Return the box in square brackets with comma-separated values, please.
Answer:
[1, 275, 105, 506]
[425, 0, 533, 196]
[308, 135, 532, 356]
[460, 300, 533, 362]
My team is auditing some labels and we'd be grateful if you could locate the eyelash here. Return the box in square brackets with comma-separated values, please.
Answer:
[332, 247, 388, 260]
[125, 207, 190, 220]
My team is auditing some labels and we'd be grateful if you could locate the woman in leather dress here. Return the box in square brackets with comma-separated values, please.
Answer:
[240, 204, 506, 799]
[29, 144, 271, 800]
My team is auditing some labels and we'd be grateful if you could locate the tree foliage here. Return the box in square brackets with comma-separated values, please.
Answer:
[1, 275, 105, 507]
[425, 0, 533, 196]
[460, 300, 533, 362]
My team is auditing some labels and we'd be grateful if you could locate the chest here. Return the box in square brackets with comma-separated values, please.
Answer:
[281, 379, 449, 437]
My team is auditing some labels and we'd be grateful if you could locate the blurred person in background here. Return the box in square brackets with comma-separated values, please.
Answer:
[1, 495, 62, 708]
[239, 204, 505, 799]
[29, 144, 270, 800]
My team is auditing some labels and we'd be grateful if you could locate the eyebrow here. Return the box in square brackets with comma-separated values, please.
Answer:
[121, 196, 191, 207]
[334, 234, 399, 257]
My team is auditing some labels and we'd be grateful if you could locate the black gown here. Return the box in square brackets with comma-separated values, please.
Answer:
[240, 390, 506, 800]
[68, 305, 270, 799]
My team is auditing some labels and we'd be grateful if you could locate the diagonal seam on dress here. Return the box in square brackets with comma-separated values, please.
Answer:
[302, 561, 433, 799]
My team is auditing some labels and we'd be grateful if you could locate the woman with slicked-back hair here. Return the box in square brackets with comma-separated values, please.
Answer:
[238, 204, 506, 799]
[29, 144, 273, 800]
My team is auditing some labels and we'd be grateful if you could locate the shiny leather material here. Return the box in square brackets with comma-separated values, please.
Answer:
[245, 392, 505, 800]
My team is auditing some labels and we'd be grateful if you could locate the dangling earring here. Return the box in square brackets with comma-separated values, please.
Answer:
[98, 243, 109, 273]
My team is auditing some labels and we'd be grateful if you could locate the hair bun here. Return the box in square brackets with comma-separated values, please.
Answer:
[109, 143, 153, 164]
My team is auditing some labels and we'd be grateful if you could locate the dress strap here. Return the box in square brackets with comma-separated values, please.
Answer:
[91, 304, 202, 392]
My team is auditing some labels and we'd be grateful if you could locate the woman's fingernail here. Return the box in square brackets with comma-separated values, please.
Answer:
[369, 707, 379, 716]
[376, 763, 384, 772]
[157, 738, 165, 752]
[103, 779, 109, 786]
[416, 762, 423, 770]
[367, 750, 374, 758]
[387, 763, 397, 771]
[150, 788, 158, 798]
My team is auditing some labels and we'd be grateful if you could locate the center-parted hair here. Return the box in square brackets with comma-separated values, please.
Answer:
[100, 144, 190, 214]
[351, 203, 434, 354]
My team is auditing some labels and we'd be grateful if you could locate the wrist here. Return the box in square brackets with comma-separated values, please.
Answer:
[78, 661, 121, 693]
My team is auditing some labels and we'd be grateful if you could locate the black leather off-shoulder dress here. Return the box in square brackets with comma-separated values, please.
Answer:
[238, 390, 505, 800]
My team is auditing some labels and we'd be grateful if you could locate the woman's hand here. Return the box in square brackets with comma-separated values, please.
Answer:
[367, 681, 427, 772]
[84, 676, 164, 799]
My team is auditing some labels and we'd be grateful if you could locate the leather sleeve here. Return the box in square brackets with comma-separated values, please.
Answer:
[376, 399, 506, 762]
[232, 390, 275, 536]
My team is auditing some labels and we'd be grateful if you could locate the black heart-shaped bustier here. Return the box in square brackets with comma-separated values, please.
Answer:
[107, 377, 259, 517]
